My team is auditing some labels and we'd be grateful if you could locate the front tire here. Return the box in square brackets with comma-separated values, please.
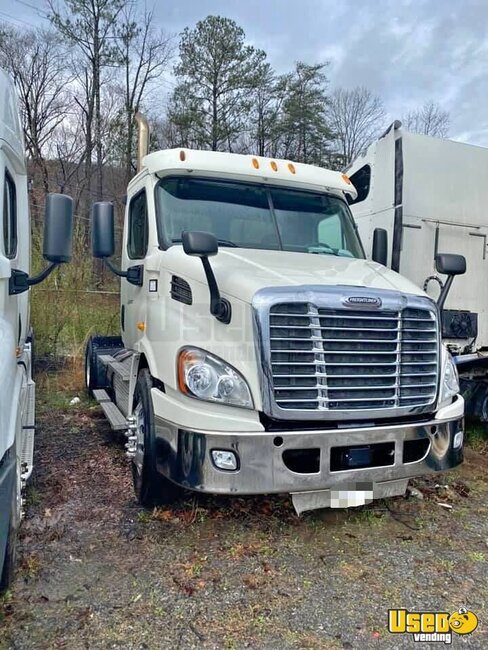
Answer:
[131, 369, 183, 507]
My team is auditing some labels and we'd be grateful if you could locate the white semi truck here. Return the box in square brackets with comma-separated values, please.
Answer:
[85, 116, 465, 514]
[0, 70, 73, 590]
[346, 122, 488, 420]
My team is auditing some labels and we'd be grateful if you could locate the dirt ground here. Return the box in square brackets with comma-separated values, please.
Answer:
[0, 384, 487, 650]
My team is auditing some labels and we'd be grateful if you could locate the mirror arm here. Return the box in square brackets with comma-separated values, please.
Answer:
[28, 262, 58, 286]
[201, 257, 231, 324]
[103, 259, 144, 287]
[9, 263, 58, 295]
[104, 258, 128, 278]
[437, 275, 454, 312]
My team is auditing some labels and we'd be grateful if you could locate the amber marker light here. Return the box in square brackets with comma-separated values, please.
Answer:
[341, 173, 352, 184]
[270, 160, 278, 172]
[252, 157, 260, 169]
[137, 321, 146, 332]
[288, 163, 296, 174]
[179, 150, 186, 161]
[177, 348, 198, 394]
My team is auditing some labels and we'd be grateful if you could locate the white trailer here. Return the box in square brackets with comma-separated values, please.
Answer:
[0, 70, 73, 590]
[84, 116, 465, 515]
[346, 122, 488, 419]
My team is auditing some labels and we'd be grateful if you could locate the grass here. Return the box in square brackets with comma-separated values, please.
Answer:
[30, 223, 120, 360]
[465, 422, 488, 452]
[31, 288, 119, 359]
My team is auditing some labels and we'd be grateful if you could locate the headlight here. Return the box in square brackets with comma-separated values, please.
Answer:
[439, 347, 460, 406]
[177, 347, 253, 409]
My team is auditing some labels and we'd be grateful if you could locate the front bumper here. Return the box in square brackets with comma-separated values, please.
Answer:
[153, 396, 464, 496]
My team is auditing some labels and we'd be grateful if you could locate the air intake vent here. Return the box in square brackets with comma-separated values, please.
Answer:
[171, 276, 192, 305]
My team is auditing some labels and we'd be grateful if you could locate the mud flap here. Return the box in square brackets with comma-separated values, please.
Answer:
[291, 479, 409, 515]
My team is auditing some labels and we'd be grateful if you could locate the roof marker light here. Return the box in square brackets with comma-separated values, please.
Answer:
[288, 163, 296, 174]
[341, 173, 352, 185]
[252, 157, 260, 169]
[179, 150, 186, 161]
[270, 161, 278, 172]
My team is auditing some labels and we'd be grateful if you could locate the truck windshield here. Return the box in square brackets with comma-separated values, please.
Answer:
[155, 177, 364, 258]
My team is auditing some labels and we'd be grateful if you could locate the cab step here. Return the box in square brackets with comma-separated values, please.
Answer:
[95, 388, 127, 430]
[21, 380, 35, 481]
[92, 388, 111, 402]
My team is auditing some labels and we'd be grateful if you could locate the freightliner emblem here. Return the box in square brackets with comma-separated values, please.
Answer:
[343, 296, 382, 308]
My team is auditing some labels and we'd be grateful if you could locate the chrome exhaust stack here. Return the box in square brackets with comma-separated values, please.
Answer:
[134, 112, 150, 173]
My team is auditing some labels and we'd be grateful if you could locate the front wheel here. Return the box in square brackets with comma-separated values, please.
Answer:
[131, 369, 183, 507]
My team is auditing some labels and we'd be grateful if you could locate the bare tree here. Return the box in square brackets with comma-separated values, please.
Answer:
[114, 5, 173, 182]
[48, 0, 125, 201]
[402, 100, 449, 137]
[326, 87, 386, 167]
[0, 25, 70, 192]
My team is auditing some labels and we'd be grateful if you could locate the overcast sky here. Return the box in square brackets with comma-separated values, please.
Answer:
[3, 0, 488, 145]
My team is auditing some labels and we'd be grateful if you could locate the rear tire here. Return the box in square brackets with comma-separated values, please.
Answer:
[131, 369, 183, 507]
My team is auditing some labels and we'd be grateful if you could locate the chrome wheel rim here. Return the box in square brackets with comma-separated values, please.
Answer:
[85, 352, 91, 389]
[133, 402, 145, 475]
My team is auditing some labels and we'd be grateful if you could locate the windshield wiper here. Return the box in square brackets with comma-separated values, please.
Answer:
[172, 237, 238, 248]
[308, 244, 340, 256]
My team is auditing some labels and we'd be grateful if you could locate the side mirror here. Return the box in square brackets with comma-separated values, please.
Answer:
[91, 201, 143, 286]
[372, 228, 388, 266]
[43, 193, 74, 264]
[92, 201, 115, 258]
[435, 253, 466, 276]
[182, 231, 218, 257]
[435, 253, 467, 313]
[9, 193, 74, 294]
[181, 230, 231, 324]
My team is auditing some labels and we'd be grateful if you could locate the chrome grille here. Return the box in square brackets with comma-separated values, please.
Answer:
[269, 303, 438, 411]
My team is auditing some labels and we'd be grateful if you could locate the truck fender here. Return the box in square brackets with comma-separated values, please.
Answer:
[135, 339, 161, 386]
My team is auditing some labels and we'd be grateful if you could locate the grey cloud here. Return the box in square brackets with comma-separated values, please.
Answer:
[5, 0, 488, 143]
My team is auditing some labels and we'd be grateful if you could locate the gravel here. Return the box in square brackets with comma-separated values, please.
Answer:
[0, 391, 486, 649]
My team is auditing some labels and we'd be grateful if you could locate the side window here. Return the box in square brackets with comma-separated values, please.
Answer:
[348, 165, 371, 205]
[3, 171, 17, 259]
[127, 190, 148, 259]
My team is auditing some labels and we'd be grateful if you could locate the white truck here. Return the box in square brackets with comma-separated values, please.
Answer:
[0, 70, 73, 590]
[85, 116, 465, 514]
[346, 122, 488, 420]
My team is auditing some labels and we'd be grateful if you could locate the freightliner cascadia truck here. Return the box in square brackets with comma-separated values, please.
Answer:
[85, 115, 465, 514]
[0, 69, 73, 589]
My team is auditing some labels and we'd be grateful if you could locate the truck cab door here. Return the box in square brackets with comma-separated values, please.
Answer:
[0, 165, 24, 347]
[121, 188, 148, 349]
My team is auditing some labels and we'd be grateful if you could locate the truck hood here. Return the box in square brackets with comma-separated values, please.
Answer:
[162, 247, 427, 304]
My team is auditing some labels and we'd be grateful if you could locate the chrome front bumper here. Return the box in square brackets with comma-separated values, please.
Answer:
[153, 399, 464, 497]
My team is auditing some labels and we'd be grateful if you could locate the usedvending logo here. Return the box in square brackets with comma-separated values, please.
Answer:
[343, 296, 382, 308]
[388, 607, 479, 644]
